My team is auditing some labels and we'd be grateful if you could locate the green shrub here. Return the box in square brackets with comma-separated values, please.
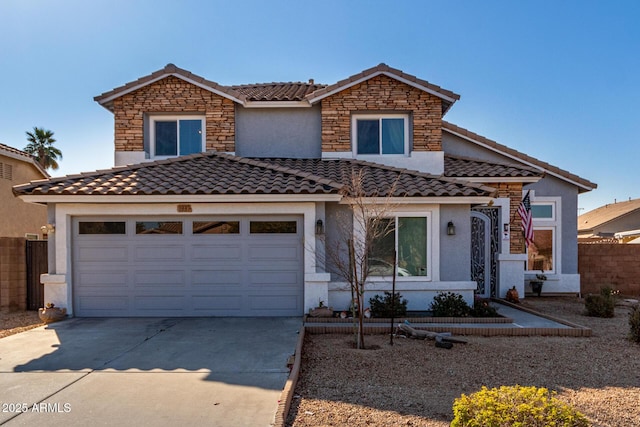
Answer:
[470, 296, 498, 317]
[629, 304, 640, 344]
[430, 292, 470, 317]
[369, 291, 407, 317]
[584, 289, 616, 318]
[451, 385, 589, 427]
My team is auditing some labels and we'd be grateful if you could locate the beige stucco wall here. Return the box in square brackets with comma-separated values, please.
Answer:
[0, 155, 47, 238]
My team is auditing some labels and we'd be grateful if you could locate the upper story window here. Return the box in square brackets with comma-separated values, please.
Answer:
[352, 114, 409, 156]
[149, 115, 205, 158]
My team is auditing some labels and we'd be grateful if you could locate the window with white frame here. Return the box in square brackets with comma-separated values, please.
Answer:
[526, 199, 559, 273]
[352, 114, 409, 155]
[368, 214, 430, 278]
[149, 115, 205, 157]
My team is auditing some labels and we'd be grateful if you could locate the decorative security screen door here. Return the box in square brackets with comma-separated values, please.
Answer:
[471, 208, 499, 298]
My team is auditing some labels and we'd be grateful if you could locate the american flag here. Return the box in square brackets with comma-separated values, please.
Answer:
[518, 190, 534, 248]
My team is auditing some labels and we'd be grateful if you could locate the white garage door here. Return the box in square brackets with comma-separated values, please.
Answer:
[72, 216, 304, 317]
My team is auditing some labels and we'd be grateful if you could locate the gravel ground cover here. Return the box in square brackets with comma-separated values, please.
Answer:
[0, 309, 44, 339]
[286, 297, 640, 427]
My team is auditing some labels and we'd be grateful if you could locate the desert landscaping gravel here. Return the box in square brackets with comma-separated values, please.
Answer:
[286, 297, 640, 427]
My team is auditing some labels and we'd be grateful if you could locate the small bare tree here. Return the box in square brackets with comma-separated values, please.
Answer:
[324, 168, 400, 349]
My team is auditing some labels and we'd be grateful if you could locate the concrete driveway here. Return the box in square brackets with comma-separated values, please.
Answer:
[0, 317, 301, 426]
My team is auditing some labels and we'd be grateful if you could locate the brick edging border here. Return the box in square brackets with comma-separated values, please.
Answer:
[273, 325, 305, 427]
[492, 298, 592, 331]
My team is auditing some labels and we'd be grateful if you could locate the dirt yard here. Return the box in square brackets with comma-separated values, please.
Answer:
[286, 297, 640, 427]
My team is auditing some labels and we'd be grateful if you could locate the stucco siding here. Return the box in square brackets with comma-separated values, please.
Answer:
[439, 205, 471, 281]
[235, 105, 321, 158]
[1, 157, 47, 238]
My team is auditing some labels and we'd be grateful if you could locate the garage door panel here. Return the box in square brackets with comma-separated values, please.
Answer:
[192, 270, 242, 287]
[249, 294, 299, 311]
[76, 271, 128, 288]
[248, 270, 299, 286]
[191, 244, 242, 261]
[77, 296, 129, 312]
[134, 270, 185, 287]
[248, 244, 300, 262]
[77, 245, 128, 262]
[192, 295, 243, 311]
[134, 245, 185, 262]
[133, 295, 187, 311]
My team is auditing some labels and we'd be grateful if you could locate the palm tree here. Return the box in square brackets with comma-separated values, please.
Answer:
[24, 127, 63, 170]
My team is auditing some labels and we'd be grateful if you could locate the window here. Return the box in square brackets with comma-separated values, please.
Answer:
[352, 114, 408, 155]
[136, 221, 183, 234]
[193, 221, 240, 234]
[149, 116, 204, 157]
[249, 221, 297, 234]
[79, 222, 126, 235]
[526, 198, 559, 274]
[369, 216, 428, 277]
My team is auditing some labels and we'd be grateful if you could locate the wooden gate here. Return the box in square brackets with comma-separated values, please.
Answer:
[26, 240, 47, 310]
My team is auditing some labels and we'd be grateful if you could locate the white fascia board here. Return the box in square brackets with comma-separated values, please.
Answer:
[243, 101, 312, 108]
[307, 71, 457, 104]
[98, 73, 244, 105]
[19, 194, 342, 204]
[464, 177, 541, 184]
[443, 128, 593, 192]
[339, 196, 494, 205]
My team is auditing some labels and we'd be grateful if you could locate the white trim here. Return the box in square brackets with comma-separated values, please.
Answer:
[307, 71, 457, 104]
[97, 73, 244, 105]
[149, 115, 206, 159]
[243, 101, 311, 108]
[352, 113, 409, 156]
[360, 205, 439, 282]
[525, 195, 562, 276]
[465, 177, 541, 184]
[340, 196, 495, 205]
[443, 127, 594, 192]
[20, 194, 343, 204]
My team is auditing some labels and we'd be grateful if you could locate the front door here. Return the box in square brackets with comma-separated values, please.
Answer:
[470, 207, 499, 297]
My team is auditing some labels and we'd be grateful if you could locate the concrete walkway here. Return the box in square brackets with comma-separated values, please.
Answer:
[0, 317, 301, 427]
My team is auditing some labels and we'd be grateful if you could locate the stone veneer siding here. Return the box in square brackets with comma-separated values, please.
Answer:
[493, 182, 526, 254]
[320, 75, 443, 152]
[112, 76, 235, 153]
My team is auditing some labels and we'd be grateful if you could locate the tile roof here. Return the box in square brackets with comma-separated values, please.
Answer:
[443, 121, 597, 192]
[0, 142, 49, 177]
[305, 63, 461, 114]
[94, 64, 246, 111]
[578, 198, 640, 232]
[94, 63, 460, 112]
[230, 82, 327, 102]
[13, 154, 496, 199]
[444, 155, 542, 179]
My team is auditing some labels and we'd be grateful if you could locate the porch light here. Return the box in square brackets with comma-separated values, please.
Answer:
[315, 219, 324, 235]
[447, 221, 455, 236]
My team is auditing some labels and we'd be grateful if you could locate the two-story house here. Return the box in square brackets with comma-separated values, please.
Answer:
[14, 64, 596, 317]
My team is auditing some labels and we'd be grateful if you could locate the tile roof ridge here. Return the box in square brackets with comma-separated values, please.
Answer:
[221, 156, 345, 190]
[442, 120, 597, 191]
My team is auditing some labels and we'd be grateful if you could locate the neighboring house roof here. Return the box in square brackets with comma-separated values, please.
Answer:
[95, 63, 460, 113]
[444, 155, 542, 181]
[442, 121, 597, 193]
[13, 153, 496, 199]
[305, 63, 460, 114]
[0, 142, 49, 178]
[578, 198, 640, 234]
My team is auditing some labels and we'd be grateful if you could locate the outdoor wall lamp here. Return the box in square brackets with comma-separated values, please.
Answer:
[316, 219, 324, 235]
[447, 221, 456, 236]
